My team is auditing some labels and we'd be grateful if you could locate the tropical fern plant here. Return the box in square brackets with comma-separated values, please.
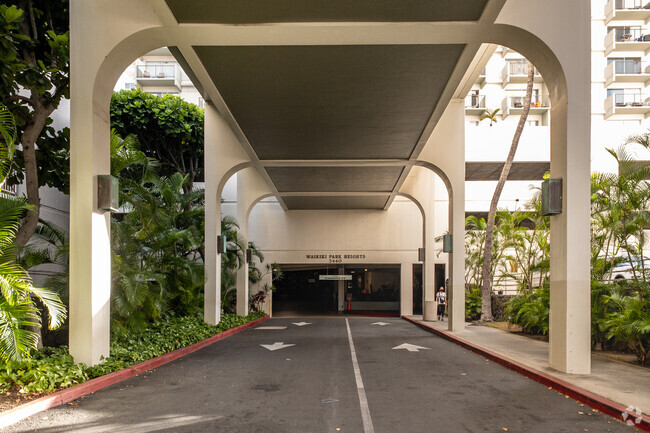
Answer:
[506, 287, 550, 335]
[0, 102, 16, 183]
[0, 103, 66, 361]
[604, 285, 650, 365]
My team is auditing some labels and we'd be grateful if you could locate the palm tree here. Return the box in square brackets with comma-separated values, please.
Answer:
[479, 108, 501, 127]
[0, 104, 66, 361]
[465, 215, 505, 291]
[594, 141, 650, 284]
[480, 61, 535, 321]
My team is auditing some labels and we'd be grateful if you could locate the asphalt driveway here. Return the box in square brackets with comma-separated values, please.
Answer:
[5, 318, 635, 432]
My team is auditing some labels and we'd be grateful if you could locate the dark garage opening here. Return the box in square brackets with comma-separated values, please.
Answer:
[272, 264, 400, 316]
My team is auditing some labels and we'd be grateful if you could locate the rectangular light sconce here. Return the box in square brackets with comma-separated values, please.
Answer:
[443, 234, 452, 253]
[541, 178, 562, 216]
[217, 235, 226, 254]
[97, 175, 119, 212]
[418, 247, 425, 262]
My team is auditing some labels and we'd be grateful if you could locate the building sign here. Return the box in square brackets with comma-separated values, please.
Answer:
[305, 253, 367, 264]
[319, 275, 352, 281]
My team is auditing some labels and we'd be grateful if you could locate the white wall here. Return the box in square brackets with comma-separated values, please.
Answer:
[249, 197, 423, 257]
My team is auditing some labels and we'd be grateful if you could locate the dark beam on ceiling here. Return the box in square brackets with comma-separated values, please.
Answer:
[165, 0, 488, 24]
[465, 161, 550, 181]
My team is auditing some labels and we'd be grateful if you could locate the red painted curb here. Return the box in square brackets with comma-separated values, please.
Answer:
[0, 315, 269, 429]
[402, 316, 650, 432]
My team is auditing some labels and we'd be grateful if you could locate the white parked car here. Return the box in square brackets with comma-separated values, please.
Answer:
[611, 256, 650, 280]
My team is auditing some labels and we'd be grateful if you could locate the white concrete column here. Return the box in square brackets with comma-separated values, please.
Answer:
[337, 266, 345, 312]
[236, 175, 250, 317]
[423, 207, 437, 321]
[204, 104, 222, 324]
[418, 100, 466, 332]
[258, 269, 273, 316]
[400, 263, 414, 316]
[235, 168, 275, 316]
[448, 170, 466, 332]
[68, 1, 114, 366]
[204, 104, 251, 324]
[547, 66, 591, 374]
[67, 0, 173, 366]
[399, 170, 439, 322]
[496, 0, 591, 374]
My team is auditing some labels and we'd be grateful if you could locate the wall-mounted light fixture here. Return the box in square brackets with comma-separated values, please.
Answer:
[217, 235, 226, 254]
[246, 248, 252, 264]
[541, 178, 562, 216]
[443, 234, 452, 253]
[97, 175, 119, 212]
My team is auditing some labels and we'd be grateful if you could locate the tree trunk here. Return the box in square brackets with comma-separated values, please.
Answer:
[15, 100, 54, 246]
[480, 61, 535, 322]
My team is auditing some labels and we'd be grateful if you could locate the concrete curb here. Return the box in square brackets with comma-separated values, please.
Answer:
[402, 316, 650, 432]
[0, 315, 269, 429]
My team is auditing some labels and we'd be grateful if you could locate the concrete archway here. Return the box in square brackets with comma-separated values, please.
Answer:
[69, 0, 590, 374]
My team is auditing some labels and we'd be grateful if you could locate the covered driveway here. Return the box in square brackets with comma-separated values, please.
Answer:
[69, 0, 591, 374]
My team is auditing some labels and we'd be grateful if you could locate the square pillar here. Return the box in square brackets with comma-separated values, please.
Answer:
[400, 262, 414, 316]
[549, 95, 591, 374]
[448, 182, 465, 332]
[204, 104, 223, 325]
[236, 172, 250, 317]
[68, 2, 112, 366]
[423, 225, 437, 321]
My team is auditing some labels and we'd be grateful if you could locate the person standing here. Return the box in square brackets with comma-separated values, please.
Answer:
[436, 287, 446, 321]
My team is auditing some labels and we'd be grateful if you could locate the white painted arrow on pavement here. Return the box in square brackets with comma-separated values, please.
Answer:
[392, 343, 430, 352]
[371, 322, 390, 326]
[292, 322, 312, 327]
[260, 342, 295, 351]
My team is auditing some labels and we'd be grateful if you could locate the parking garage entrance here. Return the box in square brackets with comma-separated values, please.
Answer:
[272, 264, 400, 316]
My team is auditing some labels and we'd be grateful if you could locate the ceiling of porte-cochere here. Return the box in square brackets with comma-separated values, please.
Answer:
[164, 0, 493, 210]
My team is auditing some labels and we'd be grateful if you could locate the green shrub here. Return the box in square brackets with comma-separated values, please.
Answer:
[465, 287, 482, 320]
[506, 288, 549, 335]
[603, 284, 650, 366]
[0, 312, 265, 393]
[0, 346, 88, 393]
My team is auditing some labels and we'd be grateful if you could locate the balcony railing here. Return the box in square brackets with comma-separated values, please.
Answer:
[612, 59, 645, 74]
[615, 0, 650, 10]
[506, 95, 550, 109]
[611, 93, 650, 106]
[604, 60, 650, 86]
[604, 28, 650, 54]
[135, 64, 182, 90]
[616, 28, 647, 42]
[605, 0, 650, 23]
[501, 61, 542, 85]
[501, 95, 550, 119]
[604, 93, 650, 118]
[465, 94, 486, 109]
[465, 94, 486, 114]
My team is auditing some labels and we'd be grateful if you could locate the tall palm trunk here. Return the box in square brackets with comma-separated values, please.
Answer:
[480, 61, 535, 322]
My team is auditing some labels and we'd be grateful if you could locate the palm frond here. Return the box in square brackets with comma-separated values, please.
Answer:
[29, 285, 67, 330]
